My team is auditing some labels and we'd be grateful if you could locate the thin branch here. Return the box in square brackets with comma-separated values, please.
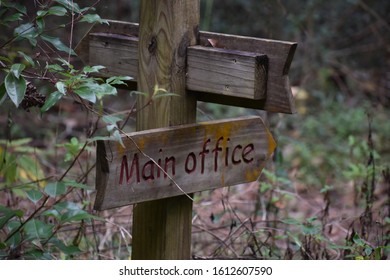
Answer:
[68, 0, 75, 63]
[192, 224, 239, 258]
[118, 126, 194, 202]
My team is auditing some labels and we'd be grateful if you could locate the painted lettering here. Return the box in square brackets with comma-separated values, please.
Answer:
[119, 154, 140, 184]
[164, 156, 176, 178]
[242, 143, 254, 163]
[199, 138, 210, 174]
[225, 137, 230, 167]
[142, 160, 155, 181]
[157, 149, 162, 178]
[185, 152, 196, 173]
[118, 138, 256, 185]
[212, 136, 223, 172]
[232, 145, 242, 165]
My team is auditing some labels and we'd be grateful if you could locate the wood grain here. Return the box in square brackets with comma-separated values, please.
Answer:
[199, 31, 297, 113]
[131, 0, 199, 260]
[76, 20, 297, 113]
[95, 116, 276, 209]
[89, 33, 138, 79]
[187, 46, 267, 100]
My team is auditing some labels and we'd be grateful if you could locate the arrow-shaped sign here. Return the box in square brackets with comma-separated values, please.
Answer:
[76, 21, 297, 114]
[95, 116, 276, 210]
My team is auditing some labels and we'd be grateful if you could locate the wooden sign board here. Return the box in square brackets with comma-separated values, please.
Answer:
[76, 20, 297, 114]
[95, 116, 276, 210]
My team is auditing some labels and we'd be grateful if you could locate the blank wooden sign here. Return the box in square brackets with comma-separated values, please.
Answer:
[95, 116, 276, 210]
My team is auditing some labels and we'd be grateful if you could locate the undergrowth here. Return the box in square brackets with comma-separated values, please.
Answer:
[1, 1, 389, 260]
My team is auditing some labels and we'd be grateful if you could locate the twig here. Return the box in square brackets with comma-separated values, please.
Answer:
[79, 95, 192, 201]
[192, 224, 239, 258]
[118, 126, 194, 202]
[357, 0, 390, 32]
[68, 0, 75, 63]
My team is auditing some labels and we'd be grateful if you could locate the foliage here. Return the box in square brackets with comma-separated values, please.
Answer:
[1, 0, 389, 260]
[0, 0, 134, 259]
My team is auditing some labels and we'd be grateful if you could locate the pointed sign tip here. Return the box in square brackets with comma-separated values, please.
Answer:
[266, 127, 277, 158]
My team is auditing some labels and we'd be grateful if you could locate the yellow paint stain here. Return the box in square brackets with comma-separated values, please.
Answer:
[136, 137, 146, 151]
[116, 141, 126, 155]
[203, 122, 234, 141]
[160, 132, 171, 147]
[245, 168, 260, 182]
[266, 127, 277, 158]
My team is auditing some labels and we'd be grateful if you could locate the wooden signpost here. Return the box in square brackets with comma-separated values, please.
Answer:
[77, 0, 296, 259]
[95, 116, 276, 210]
[77, 24, 297, 113]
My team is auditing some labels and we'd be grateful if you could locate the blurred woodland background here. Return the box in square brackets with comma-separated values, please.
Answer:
[0, 0, 389, 259]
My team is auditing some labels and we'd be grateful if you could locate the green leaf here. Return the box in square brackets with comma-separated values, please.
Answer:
[49, 238, 82, 255]
[61, 137, 85, 162]
[82, 65, 105, 74]
[14, 23, 38, 45]
[55, 0, 81, 13]
[353, 233, 366, 247]
[44, 181, 66, 198]
[41, 91, 63, 112]
[48, 6, 67, 16]
[10, 63, 25, 79]
[42, 209, 61, 221]
[80, 14, 108, 24]
[18, 51, 35, 67]
[374, 247, 382, 260]
[60, 209, 98, 223]
[364, 246, 373, 257]
[36, 17, 45, 33]
[3, 12, 23, 23]
[95, 83, 117, 99]
[130, 90, 148, 98]
[6, 221, 22, 248]
[54, 201, 80, 212]
[87, 135, 116, 143]
[260, 182, 273, 193]
[16, 155, 45, 187]
[55, 57, 73, 68]
[0, 205, 19, 229]
[102, 115, 122, 125]
[37, 10, 48, 18]
[41, 35, 76, 56]
[112, 130, 125, 148]
[46, 64, 64, 72]
[26, 189, 44, 204]
[74, 87, 96, 103]
[3, 2, 27, 14]
[300, 222, 321, 235]
[306, 216, 317, 223]
[63, 180, 93, 191]
[24, 219, 53, 240]
[55, 81, 66, 94]
[106, 75, 133, 85]
[106, 124, 116, 132]
[0, 138, 32, 146]
[0, 83, 6, 106]
[152, 92, 180, 100]
[281, 218, 301, 226]
[5, 72, 26, 107]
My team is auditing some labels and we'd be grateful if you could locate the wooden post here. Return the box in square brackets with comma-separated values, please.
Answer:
[131, 0, 199, 259]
